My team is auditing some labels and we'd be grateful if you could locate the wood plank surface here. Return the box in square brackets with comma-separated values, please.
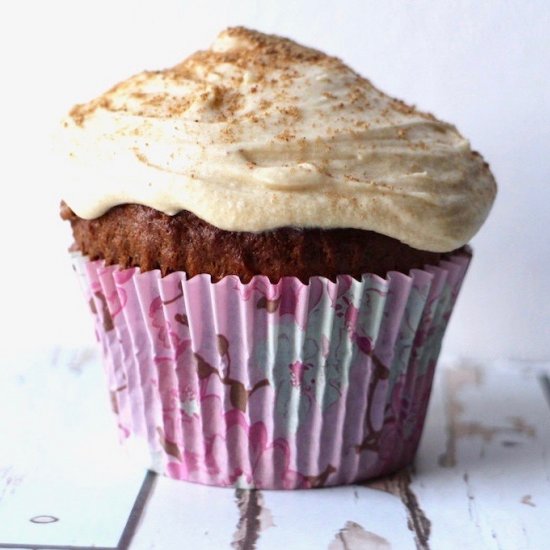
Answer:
[0, 348, 146, 549]
[0, 348, 548, 549]
[413, 359, 550, 550]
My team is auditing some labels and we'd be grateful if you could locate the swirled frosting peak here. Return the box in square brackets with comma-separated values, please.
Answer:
[60, 26, 496, 252]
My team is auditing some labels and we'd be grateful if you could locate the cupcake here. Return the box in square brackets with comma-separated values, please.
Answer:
[59, 27, 496, 489]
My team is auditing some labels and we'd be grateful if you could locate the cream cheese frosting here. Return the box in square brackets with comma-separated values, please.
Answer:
[59, 27, 496, 252]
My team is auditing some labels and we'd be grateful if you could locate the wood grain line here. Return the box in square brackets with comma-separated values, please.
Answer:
[117, 470, 157, 550]
[463, 472, 477, 523]
[438, 364, 483, 468]
[0, 466, 23, 505]
[398, 469, 431, 550]
[329, 521, 391, 549]
[231, 489, 262, 550]
[439, 364, 537, 470]
[367, 468, 431, 550]
[539, 373, 550, 410]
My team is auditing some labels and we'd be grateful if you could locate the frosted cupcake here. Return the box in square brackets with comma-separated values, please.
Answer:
[59, 27, 496, 488]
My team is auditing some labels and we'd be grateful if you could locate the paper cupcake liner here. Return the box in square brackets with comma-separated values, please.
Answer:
[72, 251, 470, 489]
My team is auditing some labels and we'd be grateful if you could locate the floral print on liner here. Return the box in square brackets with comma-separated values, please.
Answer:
[73, 251, 470, 489]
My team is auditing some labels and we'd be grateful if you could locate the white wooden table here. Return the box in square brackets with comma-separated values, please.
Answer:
[0, 347, 548, 550]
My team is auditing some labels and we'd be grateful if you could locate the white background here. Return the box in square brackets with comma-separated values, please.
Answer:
[0, 0, 548, 360]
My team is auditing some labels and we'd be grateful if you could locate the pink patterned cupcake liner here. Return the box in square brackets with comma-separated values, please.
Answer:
[72, 251, 470, 489]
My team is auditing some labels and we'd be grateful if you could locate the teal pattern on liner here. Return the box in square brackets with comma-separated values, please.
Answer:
[72, 251, 470, 489]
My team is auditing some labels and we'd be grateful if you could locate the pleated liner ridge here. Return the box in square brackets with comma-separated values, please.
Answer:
[72, 251, 470, 489]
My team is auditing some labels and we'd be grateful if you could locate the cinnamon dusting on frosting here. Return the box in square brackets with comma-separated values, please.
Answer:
[60, 27, 496, 252]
